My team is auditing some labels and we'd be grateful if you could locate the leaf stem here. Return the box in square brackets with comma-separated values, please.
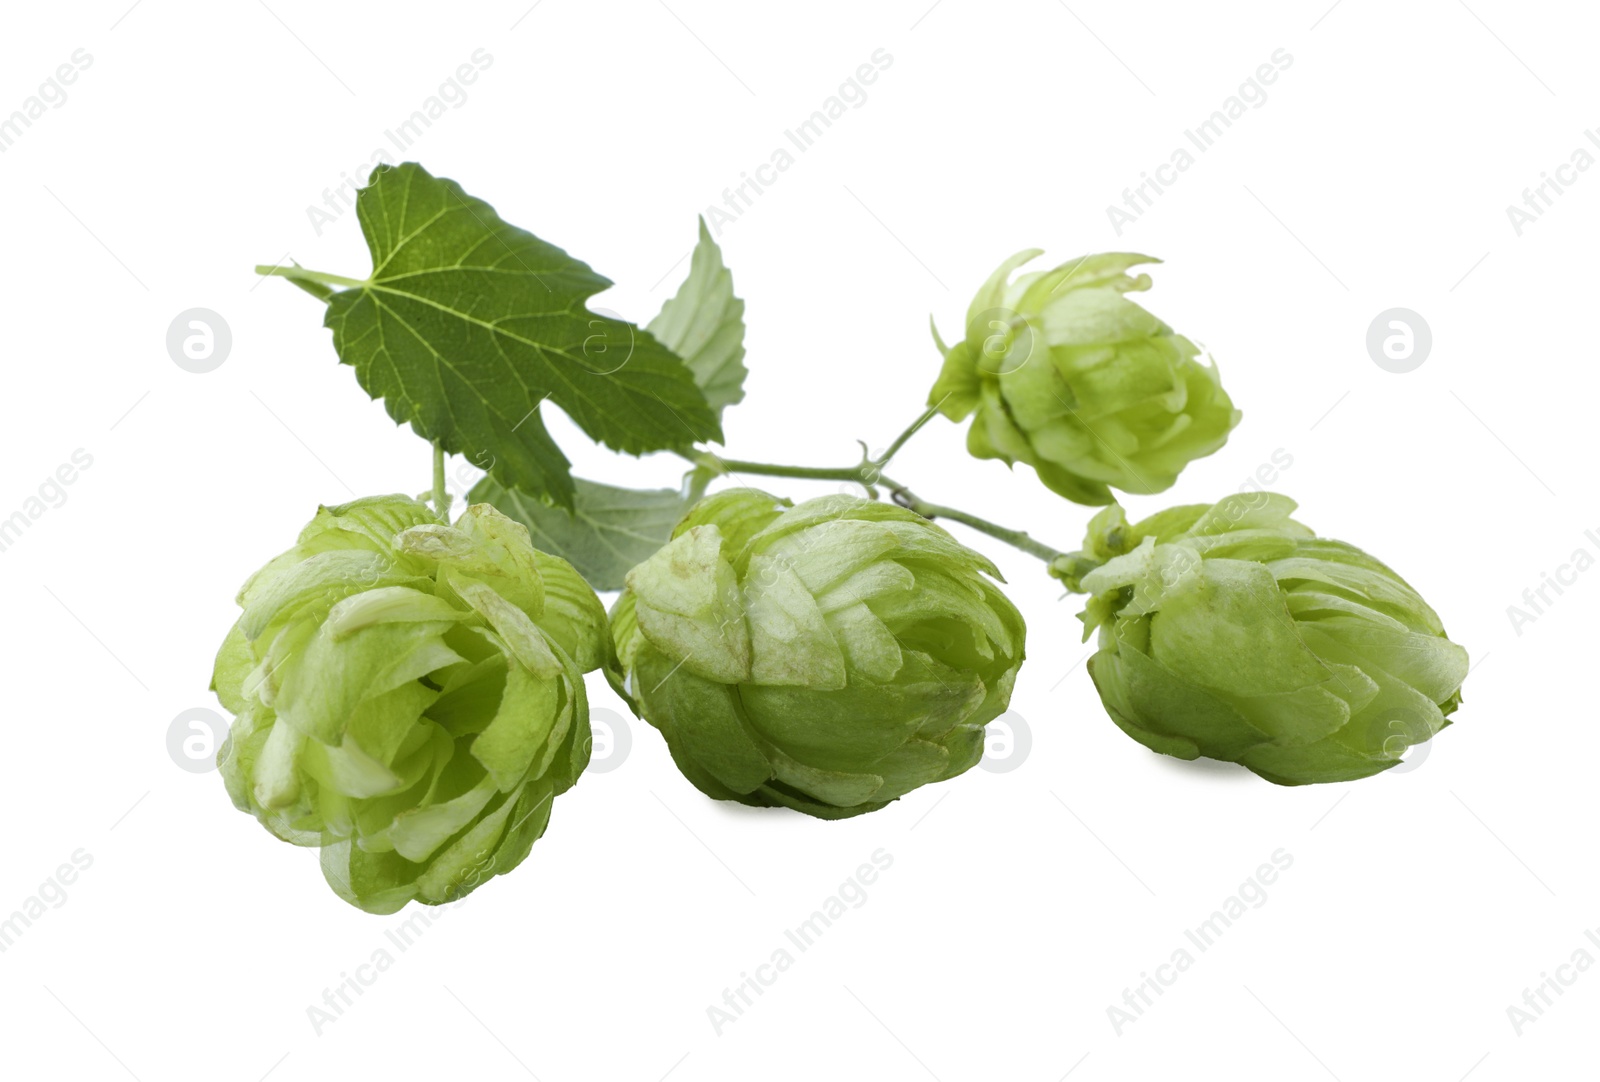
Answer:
[432, 441, 452, 522]
[253, 263, 367, 298]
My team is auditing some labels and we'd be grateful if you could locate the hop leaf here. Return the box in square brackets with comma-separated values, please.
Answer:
[647, 217, 748, 423]
[320, 163, 722, 510]
[470, 474, 700, 593]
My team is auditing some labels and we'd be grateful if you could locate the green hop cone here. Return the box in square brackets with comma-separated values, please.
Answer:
[610, 489, 1026, 818]
[211, 495, 608, 913]
[1057, 493, 1468, 784]
[930, 251, 1241, 506]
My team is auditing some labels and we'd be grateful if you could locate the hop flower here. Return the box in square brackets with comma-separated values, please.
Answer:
[1059, 493, 1469, 784]
[930, 251, 1240, 505]
[611, 489, 1026, 818]
[211, 495, 607, 913]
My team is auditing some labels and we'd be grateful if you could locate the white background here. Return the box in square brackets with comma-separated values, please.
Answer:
[0, 1, 1589, 1078]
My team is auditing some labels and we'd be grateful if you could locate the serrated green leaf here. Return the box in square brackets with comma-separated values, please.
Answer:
[470, 474, 694, 592]
[647, 218, 747, 421]
[320, 162, 722, 510]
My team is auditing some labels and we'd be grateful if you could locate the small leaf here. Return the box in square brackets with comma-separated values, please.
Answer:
[647, 218, 747, 421]
[321, 163, 722, 509]
[470, 474, 694, 592]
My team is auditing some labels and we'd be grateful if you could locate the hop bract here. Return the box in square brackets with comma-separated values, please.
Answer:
[211, 495, 607, 913]
[1058, 493, 1468, 784]
[611, 489, 1026, 818]
[930, 251, 1240, 505]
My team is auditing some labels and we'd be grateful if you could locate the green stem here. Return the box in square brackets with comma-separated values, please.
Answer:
[689, 405, 944, 489]
[685, 446, 1067, 566]
[691, 452, 867, 484]
[879, 475, 1068, 565]
[254, 263, 367, 299]
[874, 402, 944, 472]
[432, 441, 451, 522]
[684, 404, 1067, 566]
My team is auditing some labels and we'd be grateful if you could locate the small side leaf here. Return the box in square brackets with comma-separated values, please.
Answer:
[647, 218, 747, 422]
[470, 475, 694, 592]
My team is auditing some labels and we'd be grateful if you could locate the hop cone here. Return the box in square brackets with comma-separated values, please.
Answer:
[931, 251, 1240, 505]
[212, 495, 607, 913]
[612, 489, 1026, 818]
[1060, 493, 1468, 784]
